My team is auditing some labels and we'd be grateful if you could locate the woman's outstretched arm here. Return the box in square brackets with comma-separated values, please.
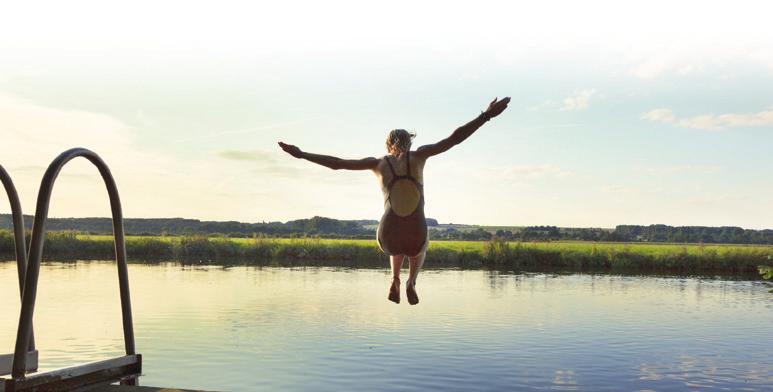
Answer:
[415, 97, 510, 159]
[278, 142, 379, 170]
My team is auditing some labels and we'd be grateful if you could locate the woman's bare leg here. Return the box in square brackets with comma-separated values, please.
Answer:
[389, 254, 405, 303]
[406, 251, 426, 305]
[407, 251, 425, 284]
[391, 254, 405, 278]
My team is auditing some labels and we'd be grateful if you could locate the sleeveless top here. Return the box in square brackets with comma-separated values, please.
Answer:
[376, 151, 428, 256]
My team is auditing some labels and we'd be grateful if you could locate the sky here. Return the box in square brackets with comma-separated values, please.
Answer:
[1, 0, 772, 229]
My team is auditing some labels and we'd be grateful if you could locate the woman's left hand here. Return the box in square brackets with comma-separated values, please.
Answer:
[484, 97, 511, 118]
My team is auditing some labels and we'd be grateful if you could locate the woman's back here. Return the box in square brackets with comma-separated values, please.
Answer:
[376, 151, 425, 193]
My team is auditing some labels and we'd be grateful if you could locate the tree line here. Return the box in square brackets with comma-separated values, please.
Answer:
[459, 225, 773, 244]
[1, 214, 771, 244]
[0, 214, 375, 238]
[425, 225, 772, 244]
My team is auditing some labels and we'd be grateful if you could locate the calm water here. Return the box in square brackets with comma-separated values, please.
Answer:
[1, 261, 771, 391]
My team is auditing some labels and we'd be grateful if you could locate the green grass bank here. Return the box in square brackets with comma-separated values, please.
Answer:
[1, 230, 772, 276]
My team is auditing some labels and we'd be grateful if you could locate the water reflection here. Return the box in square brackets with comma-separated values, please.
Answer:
[0, 261, 771, 391]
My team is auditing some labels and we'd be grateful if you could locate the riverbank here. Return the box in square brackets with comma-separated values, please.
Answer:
[1, 231, 771, 276]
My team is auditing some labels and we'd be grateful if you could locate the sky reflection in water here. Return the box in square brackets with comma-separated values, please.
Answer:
[0, 261, 771, 391]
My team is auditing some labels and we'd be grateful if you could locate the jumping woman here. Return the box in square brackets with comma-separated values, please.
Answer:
[279, 96, 511, 305]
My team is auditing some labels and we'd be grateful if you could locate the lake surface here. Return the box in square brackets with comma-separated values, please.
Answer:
[1, 261, 771, 391]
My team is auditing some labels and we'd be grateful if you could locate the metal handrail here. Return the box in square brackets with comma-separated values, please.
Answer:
[0, 165, 35, 352]
[10, 148, 136, 379]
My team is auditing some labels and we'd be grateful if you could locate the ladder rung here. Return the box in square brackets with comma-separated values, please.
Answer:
[0, 351, 37, 377]
[1, 354, 141, 392]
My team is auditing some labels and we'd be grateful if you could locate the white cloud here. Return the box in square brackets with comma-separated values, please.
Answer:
[527, 99, 556, 112]
[600, 184, 666, 195]
[637, 164, 721, 175]
[529, 90, 598, 112]
[0, 92, 307, 221]
[0, 93, 135, 173]
[641, 108, 676, 123]
[623, 35, 773, 79]
[0, 93, 203, 218]
[642, 107, 773, 130]
[174, 120, 310, 144]
[217, 149, 276, 163]
[630, 52, 706, 79]
[686, 193, 748, 206]
[0, 93, 134, 149]
[560, 89, 596, 111]
[495, 164, 575, 180]
[600, 185, 643, 195]
[749, 47, 773, 72]
[0, 91, 388, 223]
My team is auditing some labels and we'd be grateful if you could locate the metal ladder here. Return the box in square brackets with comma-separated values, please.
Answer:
[1, 148, 142, 391]
[0, 165, 38, 376]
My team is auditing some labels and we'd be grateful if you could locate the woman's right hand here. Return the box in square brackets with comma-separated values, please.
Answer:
[278, 141, 303, 158]
[484, 97, 511, 118]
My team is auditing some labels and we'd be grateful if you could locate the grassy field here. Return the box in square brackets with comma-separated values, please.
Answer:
[1, 231, 771, 276]
[76, 234, 773, 251]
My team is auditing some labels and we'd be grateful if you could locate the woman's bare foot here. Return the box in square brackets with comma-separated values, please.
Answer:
[406, 280, 419, 305]
[388, 277, 400, 304]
